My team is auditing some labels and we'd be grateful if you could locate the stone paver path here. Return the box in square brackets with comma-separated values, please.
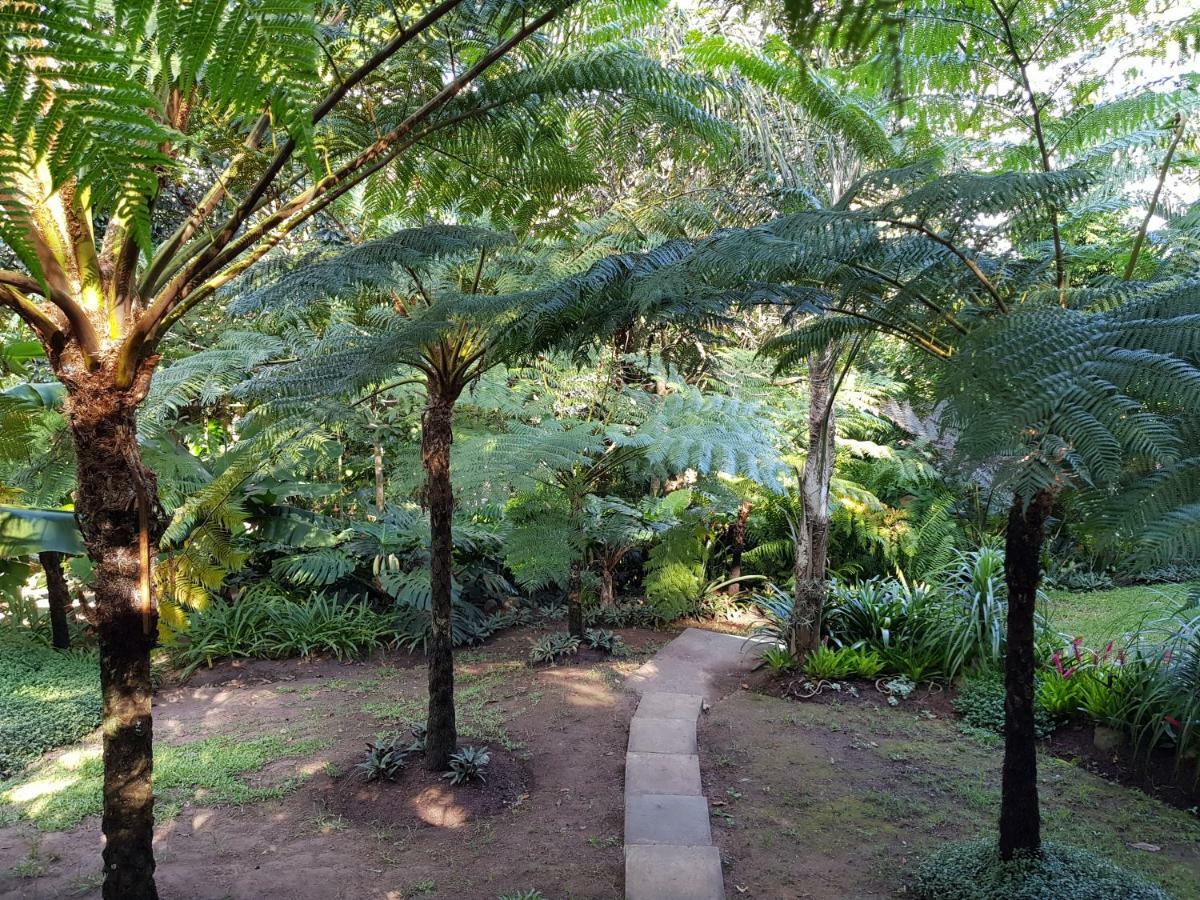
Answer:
[622, 628, 760, 900]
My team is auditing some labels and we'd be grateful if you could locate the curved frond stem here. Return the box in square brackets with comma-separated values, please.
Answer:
[1124, 113, 1186, 280]
[846, 261, 970, 334]
[825, 305, 950, 358]
[133, 4, 566, 370]
[139, 114, 272, 297]
[0, 284, 63, 347]
[350, 378, 426, 407]
[988, 0, 1065, 302]
[164, 0, 468, 294]
[870, 217, 1009, 314]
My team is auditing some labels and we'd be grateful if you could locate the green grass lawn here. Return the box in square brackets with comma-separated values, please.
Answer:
[1043, 581, 1199, 648]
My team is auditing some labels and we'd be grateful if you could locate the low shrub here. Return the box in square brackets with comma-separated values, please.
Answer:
[954, 672, 1059, 739]
[911, 839, 1169, 899]
[760, 645, 799, 672]
[583, 628, 624, 654]
[171, 588, 393, 677]
[443, 745, 490, 785]
[586, 601, 658, 628]
[803, 644, 885, 680]
[0, 633, 100, 777]
[357, 734, 414, 782]
[528, 632, 581, 665]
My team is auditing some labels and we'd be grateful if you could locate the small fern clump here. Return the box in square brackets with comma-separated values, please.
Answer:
[760, 645, 799, 672]
[356, 724, 428, 782]
[443, 746, 490, 785]
[583, 628, 624, 654]
[356, 735, 413, 782]
[529, 632, 581, 665]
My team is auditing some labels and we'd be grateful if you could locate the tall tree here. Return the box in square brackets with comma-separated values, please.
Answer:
[240, 226, 700, 766]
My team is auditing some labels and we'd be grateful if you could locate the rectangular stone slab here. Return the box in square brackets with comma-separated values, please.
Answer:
[627, 716, 697, 755]
[624, 793, 713, 846]
[625, 844, 724, 900]
[633, 692, 704, 722]
[625, 752, 702, 796]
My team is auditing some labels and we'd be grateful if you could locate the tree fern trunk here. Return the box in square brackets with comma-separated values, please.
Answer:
[725, 500, 751, 595]
[66, 374, 164, 900]
[567, 495, 585, 638]
[422, 393, 456, 770]
[999, 489, 1052, 859]
[790, 346, 837, 656]
[39, 551, 71, 650]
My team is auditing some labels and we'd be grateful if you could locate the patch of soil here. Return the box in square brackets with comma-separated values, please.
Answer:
[2, 626, 656, 900]
[320, 746, 530, 828]
[1045, 721, 1200, 813]
[749, 667, 958, 720]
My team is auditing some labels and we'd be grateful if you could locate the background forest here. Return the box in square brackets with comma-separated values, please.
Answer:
[1, 1, 1199, 899]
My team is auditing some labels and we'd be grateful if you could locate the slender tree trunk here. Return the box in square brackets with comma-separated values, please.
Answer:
[567, 495, 584, 638]
[422, 390, 457, 770]
[598, 563, 616, 607]
[39, 551, 71, 650]
[373, 432, 386, 514]
[65, 371, 164, 900]
[725, 500, 752, 594]
[999, 489, 1052, 859]
[790, 346, 838, 657]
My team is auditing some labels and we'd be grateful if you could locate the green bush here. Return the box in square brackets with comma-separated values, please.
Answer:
[171, 588, 393, 677]
[0, 633, 100, 777]
[954, 672, 1058, 739]
[911, 839, 1169, 899]
[803, 644, 885, 680]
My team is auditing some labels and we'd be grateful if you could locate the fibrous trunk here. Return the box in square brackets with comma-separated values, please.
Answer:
[789, 345, 838, 657]
[39, 551, 71, 650]
[725, 500, 752, 594]
[66, 372, 164, 900]
[421, 392, 457, 770]
[567, 495, 585, 638]
[999, 488, 1052, 859]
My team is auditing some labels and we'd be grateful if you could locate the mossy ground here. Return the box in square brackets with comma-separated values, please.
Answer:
[700, 689, 1200, 898]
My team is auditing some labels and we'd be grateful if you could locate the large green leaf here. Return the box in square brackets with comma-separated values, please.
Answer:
[0, 507, 84, 558]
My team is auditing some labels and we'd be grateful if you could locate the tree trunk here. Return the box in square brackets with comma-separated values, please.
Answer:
[39, 551, 71, 650]
[790, 519, 830, 656]
[999, 489, 1052, 859]
[598, 563, 616, 608]
[421, 391, 457, 770]
[567, 496, 585, 638]
[789, 345, 838, 657]
[725, 500, 752, 594]
[373, 432, 386, 514]
[65, 374, 164, 900]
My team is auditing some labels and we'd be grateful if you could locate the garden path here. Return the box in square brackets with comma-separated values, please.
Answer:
[622, 628, 762, 900]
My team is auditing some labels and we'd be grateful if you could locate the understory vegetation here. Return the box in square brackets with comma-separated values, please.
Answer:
[1, 0, 1198, 897]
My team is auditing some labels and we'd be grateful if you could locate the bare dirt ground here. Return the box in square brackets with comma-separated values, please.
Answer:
[699, 678, 1200, 899]
[0, 627, 671, 900]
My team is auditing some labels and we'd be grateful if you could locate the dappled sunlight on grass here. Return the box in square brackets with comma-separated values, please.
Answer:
[0, 733, 328, 832]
